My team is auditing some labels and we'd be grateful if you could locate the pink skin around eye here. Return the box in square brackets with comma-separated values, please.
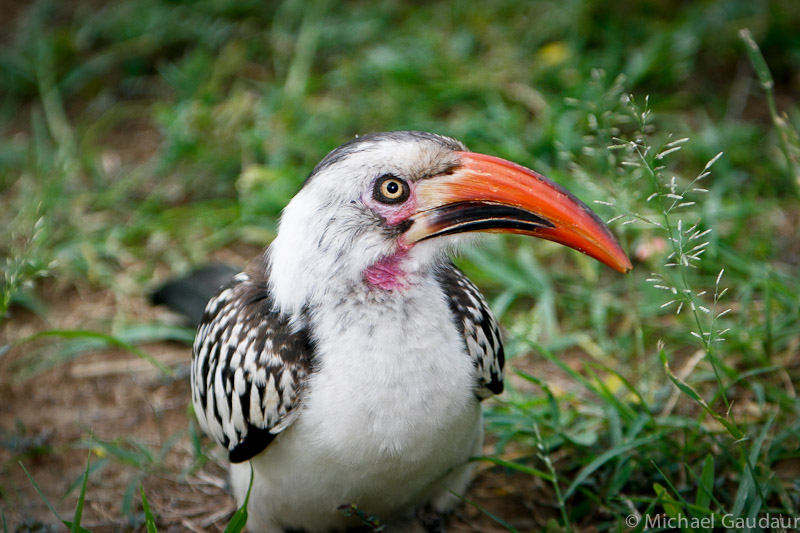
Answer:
[361, 183, 417, 291]
[361, 184, 418, 225]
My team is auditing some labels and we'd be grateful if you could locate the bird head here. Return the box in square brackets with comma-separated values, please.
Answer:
[268, 131, 631, 314]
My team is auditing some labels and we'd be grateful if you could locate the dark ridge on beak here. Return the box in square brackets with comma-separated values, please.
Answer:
[416, 201, 555, 241]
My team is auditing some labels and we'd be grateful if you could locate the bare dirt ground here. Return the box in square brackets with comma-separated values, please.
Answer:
[0, 280, 561, 532]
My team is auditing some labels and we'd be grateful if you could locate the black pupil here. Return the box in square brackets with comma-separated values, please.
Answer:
[386, 181, 399, 195]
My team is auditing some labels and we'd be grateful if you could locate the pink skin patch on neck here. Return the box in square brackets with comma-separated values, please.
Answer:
[364, 248, 409, 291]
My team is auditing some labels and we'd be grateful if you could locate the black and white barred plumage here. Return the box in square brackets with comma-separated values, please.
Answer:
[434, 264, 504, 399]
[191, 255, 504, 464]
[191, 255, 315, 463]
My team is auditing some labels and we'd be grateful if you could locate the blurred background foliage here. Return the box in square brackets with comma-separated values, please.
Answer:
[1, 0, 799, 530]
[2, 0, 798, 299]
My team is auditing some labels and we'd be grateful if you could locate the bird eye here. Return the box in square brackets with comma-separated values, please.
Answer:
[374, 175, 409, 204]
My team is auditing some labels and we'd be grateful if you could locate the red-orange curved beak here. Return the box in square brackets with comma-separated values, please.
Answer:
[406, 151, 632, 273]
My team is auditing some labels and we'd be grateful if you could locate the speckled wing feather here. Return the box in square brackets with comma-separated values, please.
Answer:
[191, 255, 314, 463]
[435, 263, 504, 398]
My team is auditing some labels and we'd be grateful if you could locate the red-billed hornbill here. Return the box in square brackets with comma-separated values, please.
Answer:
[187, 131, 631, 532]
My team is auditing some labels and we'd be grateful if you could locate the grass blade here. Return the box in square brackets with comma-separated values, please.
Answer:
[70, 450, 91, 533]
[731, 413, 774, 519]
[140, 484, 158, 533]
[19, 461, 91, 532]
[738, 28, 800, 190]
[660, 349, 744, 440]
[564, 433, 664, 499]
[738, 29, 773, 90]
[653, 483, 685, 525]
[14, 329, 174, 377]
[630, 493, 664, 533]
[19, 461, 65, 523]
[63, 458, 108, 499]
[515, 370, 560, 428]
[224, 464, 254, 533]
[695, 454, 714, 511]
[449, 491, 519, 533]
[86, 438, 149, 467]
[122, 474, 146, 518]
[472, 456, 553, 482]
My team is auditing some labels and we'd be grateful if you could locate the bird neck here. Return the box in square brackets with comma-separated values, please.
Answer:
[267, 237, 443, 317]
[363, 245, 412, 291]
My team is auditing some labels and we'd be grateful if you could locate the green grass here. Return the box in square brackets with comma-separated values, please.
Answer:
[2, 0, 799, 530]
[19, 450, 92, 533]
